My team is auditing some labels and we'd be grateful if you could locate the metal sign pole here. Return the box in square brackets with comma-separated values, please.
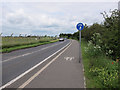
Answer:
[76, 23, 84, 63]
[79, 30, 81, 63]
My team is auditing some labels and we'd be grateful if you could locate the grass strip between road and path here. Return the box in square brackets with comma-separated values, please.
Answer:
[1, 39, 59, 53]
[81, 39, 119, 88]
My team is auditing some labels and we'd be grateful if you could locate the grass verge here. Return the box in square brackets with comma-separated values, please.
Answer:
[1, 39, 59, 53]
[81, 39, 119, 88]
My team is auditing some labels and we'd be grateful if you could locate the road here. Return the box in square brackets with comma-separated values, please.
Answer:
[1, 39, 85, 89]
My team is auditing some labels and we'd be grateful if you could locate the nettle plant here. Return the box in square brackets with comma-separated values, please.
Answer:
[85, 33, 102, 57]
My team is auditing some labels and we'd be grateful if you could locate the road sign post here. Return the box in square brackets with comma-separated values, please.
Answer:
[76, 23, 84, 63]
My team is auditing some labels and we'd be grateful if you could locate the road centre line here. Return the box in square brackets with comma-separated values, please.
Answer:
[2, 42, 64, 63]
[18, 41, 72, 88]
[0, 40, 71, 89]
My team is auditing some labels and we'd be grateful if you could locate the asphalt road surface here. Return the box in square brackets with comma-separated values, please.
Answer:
[1, 39, 85, 89]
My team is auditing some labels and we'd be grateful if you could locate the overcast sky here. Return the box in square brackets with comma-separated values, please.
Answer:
[1, 1, 118, 36]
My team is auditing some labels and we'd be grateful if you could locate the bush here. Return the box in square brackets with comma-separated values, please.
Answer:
[82, 9, 119, 59]
[84, 33, 102, 58]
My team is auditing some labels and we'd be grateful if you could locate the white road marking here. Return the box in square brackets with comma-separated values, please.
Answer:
[2, 42, 64, 63]
[0, 41, 71, 89]
[84, 77, 86, 88]
[64, 57, 74, 61]
[18, 41, 72, 88]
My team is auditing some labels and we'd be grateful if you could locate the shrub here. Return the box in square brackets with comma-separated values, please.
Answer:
[84, 33, 102, 58]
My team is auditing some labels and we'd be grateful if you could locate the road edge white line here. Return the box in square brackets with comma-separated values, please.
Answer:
[0, 40, 71, 89]
[18, 41, 72, 88]
[81, 59, 86, 89]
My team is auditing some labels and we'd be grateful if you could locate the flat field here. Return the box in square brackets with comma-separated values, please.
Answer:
[1, 36, 58, 53]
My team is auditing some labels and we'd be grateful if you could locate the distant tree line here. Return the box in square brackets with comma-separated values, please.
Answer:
[1, 34, 58, 39]
[59, 9, 119, 59]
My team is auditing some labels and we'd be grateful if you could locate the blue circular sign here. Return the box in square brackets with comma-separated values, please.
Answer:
[76, 23, 84, 31]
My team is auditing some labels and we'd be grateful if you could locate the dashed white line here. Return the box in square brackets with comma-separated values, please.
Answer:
[81, 60, 86, 88]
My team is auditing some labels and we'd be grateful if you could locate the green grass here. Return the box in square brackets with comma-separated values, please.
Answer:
[81, 39, 119, 88]
[2, 37, 55, 48]
[1, 37, 58, 53]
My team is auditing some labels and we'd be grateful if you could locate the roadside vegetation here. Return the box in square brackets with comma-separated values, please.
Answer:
[59, 9, 119, 88]
[1, 36, 58, 53]
[81, 38, 118, 88]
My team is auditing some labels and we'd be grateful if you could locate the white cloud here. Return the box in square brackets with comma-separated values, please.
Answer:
[3, 8, 77, 36]
[1, 2, 118, 36]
